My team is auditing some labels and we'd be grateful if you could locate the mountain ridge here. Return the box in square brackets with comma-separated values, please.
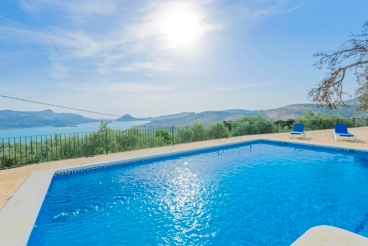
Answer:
[0, 109, 98, 130]
[1, 99, 365, 130]
[115, 112, 194, 121]
[139, 100, 367, 127]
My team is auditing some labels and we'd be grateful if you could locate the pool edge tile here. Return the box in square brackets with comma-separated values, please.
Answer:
[0, 169, 54, 246]
[291, 225, 368, 246]
[51, 138, 368, 178]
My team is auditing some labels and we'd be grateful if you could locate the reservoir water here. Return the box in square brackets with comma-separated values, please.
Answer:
[0, 121, 149, 140]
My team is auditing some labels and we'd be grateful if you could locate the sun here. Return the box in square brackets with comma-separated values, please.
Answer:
[157, 3, 207, 48]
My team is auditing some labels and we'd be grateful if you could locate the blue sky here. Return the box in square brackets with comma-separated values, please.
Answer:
[0, 0, 367, 119]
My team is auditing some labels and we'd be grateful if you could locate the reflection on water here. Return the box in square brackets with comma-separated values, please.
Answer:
[160, 164, 215, 244]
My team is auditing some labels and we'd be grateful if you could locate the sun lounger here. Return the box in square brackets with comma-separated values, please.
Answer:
[332, 124, 356, 141]
[290, 124, 306, 138]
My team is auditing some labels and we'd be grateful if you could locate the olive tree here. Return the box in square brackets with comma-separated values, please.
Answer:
[295, 110, 354, 130]
[155, 129, 172, 144]
[231, 114, 274, 136]
[309, 20, 368, 110]
[206, 122, 230, 139]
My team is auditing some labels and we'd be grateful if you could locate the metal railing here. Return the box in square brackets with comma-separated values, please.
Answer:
[1, 118, 366, 169]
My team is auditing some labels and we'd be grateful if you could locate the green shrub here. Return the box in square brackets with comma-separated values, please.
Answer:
[0, 156, 17, 168]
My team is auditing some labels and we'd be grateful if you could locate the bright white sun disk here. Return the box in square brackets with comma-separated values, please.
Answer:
[158, 6, 206, 47]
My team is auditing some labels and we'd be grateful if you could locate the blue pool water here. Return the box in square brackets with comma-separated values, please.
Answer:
[28, 141, 368, 245]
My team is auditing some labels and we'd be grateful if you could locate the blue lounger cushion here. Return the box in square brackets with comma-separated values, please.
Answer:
[290, 124, 306, 138]
[332, 124, 356, 141]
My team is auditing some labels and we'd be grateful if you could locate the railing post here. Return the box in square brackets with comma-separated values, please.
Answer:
[35, 136, 38, 163]
[8, 138, 10, 163]
[85, 133, 88, 156]
[216, 123, 219, 139]
[353, 118, 356, 127]
[14, 137, 16, 165]
[105, 130, 108, 154]
[171, 125, 174, 146]
[276, 121, 279, 133]
[20, 138, 22, 165]
[49, 135, 51, 161]
[46, 136, 48, 162]
[112, 130, 114, 152]
[31, 137, 33, 162]
[25, 137, 28, 163]
[54, 135, 57, 160]
[2, 138, 4, 164]
[77, 133, 80, 157]
[8, 138, 11, 164]
[60, 134, 62, 159]
[64, 134, 66, 158]
[40, 136, 43, 163]
[81, 133, 84, 156]
[73, 134, 76, 158]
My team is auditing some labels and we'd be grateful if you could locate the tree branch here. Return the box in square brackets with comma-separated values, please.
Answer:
[309, 20, 368, 110]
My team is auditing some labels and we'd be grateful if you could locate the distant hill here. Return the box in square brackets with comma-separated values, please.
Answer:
[115, 112, 194, 122]
[115, 114, 141, 121]
[139, 99, 368, 128]
[0, 109, 98, 130]
[140, 111, 252, 128]
[220, 109, 255, 114]
[145, 112, 194, 121]
[260, 100, 368, 119]
[4, 99, 363, 130]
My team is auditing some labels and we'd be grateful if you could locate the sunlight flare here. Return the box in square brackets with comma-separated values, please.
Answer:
[156, 3, 209, 48]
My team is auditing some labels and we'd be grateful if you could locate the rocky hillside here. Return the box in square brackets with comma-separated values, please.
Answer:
[261, 101, 368, 120]
[139, 100, 368, 127]
[140, 111, 252, 128]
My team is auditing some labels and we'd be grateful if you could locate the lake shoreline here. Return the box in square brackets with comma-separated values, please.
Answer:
[0, 121, 150, 140]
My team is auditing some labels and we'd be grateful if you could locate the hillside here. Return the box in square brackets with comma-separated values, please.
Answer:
[220, 109, 255, 114]
[0, 109, 98, 129]
[140, 100, 368, 127]
[2, 99, 365, 130]
[140, 111, 252, 128]
[145, 112, 194, 121]
[261, 101, 368, 119]
[115, 112, 194, 121]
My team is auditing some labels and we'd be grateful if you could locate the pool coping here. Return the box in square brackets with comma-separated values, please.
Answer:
[291, 225, 368, 246]
[1, 138, 368, 245]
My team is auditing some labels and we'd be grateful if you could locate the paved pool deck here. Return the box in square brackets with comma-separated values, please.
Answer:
[1, 127, 368, 245]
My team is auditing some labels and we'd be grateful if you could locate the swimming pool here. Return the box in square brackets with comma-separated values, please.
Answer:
[27, 140, 368, 245]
